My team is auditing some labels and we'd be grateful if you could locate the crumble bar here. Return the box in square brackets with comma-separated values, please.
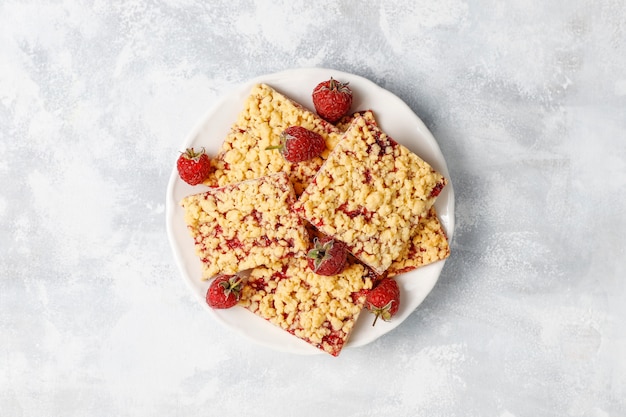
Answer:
[339, 114, 451, 275]
[239, 257, 373, 356]
[204, 83, 378, 195]
[386, 207, 450, 277]
[180, 172, 308, 279]
[205, 83, 342, 195]
[294, 115, 447, 275]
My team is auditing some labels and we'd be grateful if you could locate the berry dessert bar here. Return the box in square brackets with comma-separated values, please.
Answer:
[239, 257, 374, 356]
[340, 114, 451, 276]
[205, 83, 342, 195]
[294, 115, 447, 275]
[303, 208, 449, 279]
[204, 83, 379, 195]
[180, 172, 309, 279]
[385, 207, 450, 277]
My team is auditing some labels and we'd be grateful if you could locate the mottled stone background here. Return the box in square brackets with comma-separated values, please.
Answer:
[1, 1, 625, 416]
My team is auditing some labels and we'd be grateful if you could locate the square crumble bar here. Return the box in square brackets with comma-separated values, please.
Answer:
[204, 83, 342, 195]
[339, 112, 450, 276]
[239, 257, 374, 356]
[294, 116, 447, 275]
[386, 207, 450, 277]
[180, 172, 309, 279]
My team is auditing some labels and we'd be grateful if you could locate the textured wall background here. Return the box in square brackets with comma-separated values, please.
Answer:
[1, 1, 625, 416]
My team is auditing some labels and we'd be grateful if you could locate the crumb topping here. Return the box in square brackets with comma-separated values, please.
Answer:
[294, 116, 447, 274]
[386, 207, 450, 277]
[180, 173, 309, 279]
[239, 257, 373, 356]
[204, 83, 342, 195]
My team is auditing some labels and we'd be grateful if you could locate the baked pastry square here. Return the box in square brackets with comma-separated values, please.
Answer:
[180, 172, 309, 279]
[294, 116, 447, 275]
[205, 83, 343, 195]
[239, 257, 373, 356]
[340, 115, 450, 276]
[385, 207, 450, 277]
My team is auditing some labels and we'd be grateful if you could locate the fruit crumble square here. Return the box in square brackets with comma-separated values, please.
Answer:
[386, 207, 450, 277]
[294, 116, 447, 275]
[239, 257, 373, 356]
[204, 83, 342, 195]
[180, 172, 309, 279]
[340, 114, 450, 275]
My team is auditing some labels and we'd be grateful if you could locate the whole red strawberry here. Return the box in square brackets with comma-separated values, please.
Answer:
[307, 237, 347, 276]
[266, 126, 325, 163]
[312, 77, 353, 123]
[366, 277, 400, 326]
[206, 274, 243, 309]
[177, 147, 211, 185]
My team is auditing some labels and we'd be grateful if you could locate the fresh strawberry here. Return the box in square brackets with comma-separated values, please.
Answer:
[307, 236, 347, 276]
[177, 147, 212, 185]
[266, 126, 325, 163]
[206, 274, 243, 309]
[312, 77, 353, 123]
[366, 277, 400, 326]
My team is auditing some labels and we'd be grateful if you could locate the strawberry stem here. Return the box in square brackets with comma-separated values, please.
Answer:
[181, 147, 206, 161]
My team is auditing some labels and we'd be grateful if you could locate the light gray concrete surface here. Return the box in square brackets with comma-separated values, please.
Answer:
[1, 1, 625, 416]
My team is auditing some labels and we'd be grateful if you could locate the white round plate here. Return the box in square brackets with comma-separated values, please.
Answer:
[166, 68, 455, 355]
